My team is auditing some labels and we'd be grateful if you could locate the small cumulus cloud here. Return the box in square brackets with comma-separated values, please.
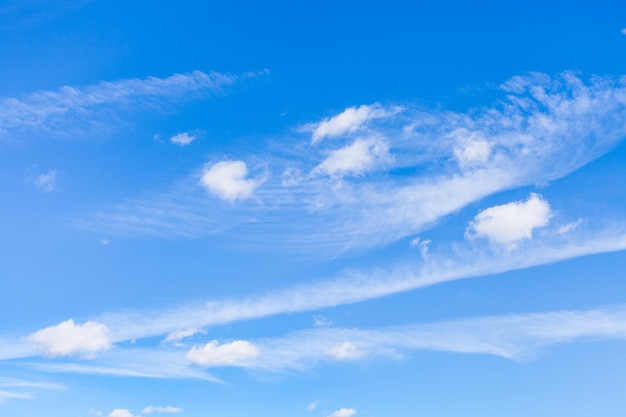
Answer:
[141, 405, 183, 414]
[200, 160, 262, 201]
[327, 408, 357, 417]
[326, 342, 364, 361]
[313, 138, 391, 177]
[466, 193, 552, 249]
[186, 340, 260, 367]
[170, 132, 196, 146]
[28, 319, 111, 358]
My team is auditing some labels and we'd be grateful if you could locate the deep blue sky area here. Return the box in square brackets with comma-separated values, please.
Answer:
[1, 1, 626, 417]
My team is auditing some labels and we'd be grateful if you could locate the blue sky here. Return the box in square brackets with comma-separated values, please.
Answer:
[2, 1, 626, 416]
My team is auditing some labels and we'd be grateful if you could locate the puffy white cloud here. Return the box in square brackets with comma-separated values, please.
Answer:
[108, 409, 135, 417]
[29, 319, 111, 358]
[186, 340, 260, 367]
[313, 138, 390, 177]
[309, 104, 392, 144]
[326, 342, 364, 361]
[327, 408, 357, 417]
[35, 169, 58, 192]
[170, 132, 196, 146]
[200, 160, 261, 201]
[466, 193, 552, 248]
[141, 406, 183, 414]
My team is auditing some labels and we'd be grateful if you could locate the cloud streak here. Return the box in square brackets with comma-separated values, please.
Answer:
[0, 70, 260, 141]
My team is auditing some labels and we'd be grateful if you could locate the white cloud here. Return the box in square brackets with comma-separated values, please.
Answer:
[81, 72, 626, 254]
[327, 408, 357, 417]
[186, 340, 260, 367]
[326, 342, 364, 361]
[170, 132, 196, 146]
[313, 138, 391, 177]
[410, 237, 431, 257]
[34, 169, 58, 192]
[558, 219, 582, 234]
[200, 160, 261, 201]
[193, 304, 626, 372]
[308, 103, 394, 144]
[621, 28, 626, 35]
[314, 315, 332, 327]
[308, 402, 318, 411]
[28, 319, 111, 358]
[452, 129, 492, 169]
[467, 193, 552, 248]
[0, 70, 249, 141]
[0, 390, 31, 402]
[162, 328, 205, 344]
[109, 409, 135, 417]
[141, 406, 183, 414]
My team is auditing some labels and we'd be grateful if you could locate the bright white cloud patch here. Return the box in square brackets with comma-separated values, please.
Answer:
[170, 132, 196, 146]
[186, 340, 260, 367]
[141, 406, 183, 414]
[327, 408, 357, 417]
[29, 319, 111, 358]
[313, 138, 390, 177]
[326, 342, 364, 361]
[35, 169, 58, 192]
[452, 129, 492, 169]
[200, 160, 260, 201]
[309, 104, 390, 144]
[108, 409, 135, 417]
[163, 328, 204, 344]
[467, 193, 552, 248]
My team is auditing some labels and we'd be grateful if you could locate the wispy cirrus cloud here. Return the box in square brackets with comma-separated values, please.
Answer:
[200, 304, 626, 372]
[28, 303, 626, 379]
[0, 377, 63, 404]
[77, 72, 626, 253]
[0, 70, 263, 141]
[3, 221, 626, 366]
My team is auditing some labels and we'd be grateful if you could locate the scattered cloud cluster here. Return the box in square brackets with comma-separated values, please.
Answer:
[79, 72, 626, 255]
